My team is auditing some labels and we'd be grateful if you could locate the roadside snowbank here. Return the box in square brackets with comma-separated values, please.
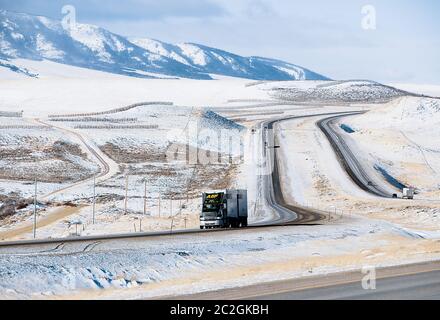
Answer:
[1, 216, 438, 299]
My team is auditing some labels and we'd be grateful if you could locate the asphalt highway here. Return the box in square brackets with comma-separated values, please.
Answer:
[317, 113, 395, 198]
[172, 260, 440, 300]
[3, 109, 439, 300]
[1, 111, 350, 247]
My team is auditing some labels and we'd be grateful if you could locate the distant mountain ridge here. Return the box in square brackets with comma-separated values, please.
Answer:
[0, 10, 330, 80]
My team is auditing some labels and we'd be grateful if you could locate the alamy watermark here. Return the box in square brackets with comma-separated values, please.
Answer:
[361, 266, 377, 290]
[165, 124, 276, 176]
[61, 5, 76, 32]
[361, 5, 377, 30]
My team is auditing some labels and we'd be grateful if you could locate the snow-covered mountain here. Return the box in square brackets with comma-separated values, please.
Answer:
[0, 10, 329, 80]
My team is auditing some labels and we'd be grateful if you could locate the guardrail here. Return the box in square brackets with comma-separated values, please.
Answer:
[0, 125, 48, 130]
[48, 102, 174, 118]
[0, 111, 23, 118]
[49, 117, 138, 123]
[73, 124, 159, 129]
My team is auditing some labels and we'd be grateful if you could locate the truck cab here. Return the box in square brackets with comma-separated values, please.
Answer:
[200, 190, 248, 229]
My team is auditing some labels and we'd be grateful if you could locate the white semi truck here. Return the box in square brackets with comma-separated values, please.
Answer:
[402, 187, 415, 200]
[200, 189, 248, 229]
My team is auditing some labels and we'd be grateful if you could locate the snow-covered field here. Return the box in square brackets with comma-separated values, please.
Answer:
[0, 119, 99, 183]
[1, 66, 440, 299]
[388, 83, 440, 98]
[0, 101, 247, 240]
[274, 101, 440, 236]
[0, 65, 273, 240]
[0, 215, 439, 299]
[341, 97, 440, 198]
[0, 59, 270, 117]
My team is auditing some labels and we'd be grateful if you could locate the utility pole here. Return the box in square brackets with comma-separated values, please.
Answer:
[170, 196, 173, 217]
[92, 175, 96, 224]
[143, 179, 147, 215]
[124, 175, 128, 214]
[33, 177, 37, 239]
[158, 194, 161, 217]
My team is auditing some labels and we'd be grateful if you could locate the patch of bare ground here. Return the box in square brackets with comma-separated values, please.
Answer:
[100, 142, 169, 163]
[0, 139, 98, 182]
[119, 162, 239, 199]
[313, 172, 336, 197]
[100, 142, 240, 196]
[0, 207, 33, 227]
[188, 163, 239, 193]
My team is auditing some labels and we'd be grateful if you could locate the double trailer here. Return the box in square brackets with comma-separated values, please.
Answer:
[200, 189, 248, 229]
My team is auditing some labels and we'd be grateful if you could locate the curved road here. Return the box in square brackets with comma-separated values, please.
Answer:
[0, 118, 119, 241]
[0, 111, 354, 247]
[33, 118, 116, 200]
[3, 109, 437, 299]
[317, 113, 395, 198]
[255, 113, 347, 225]
[1, 110, 396, 246]
[254, 110, 384, 225]
[1, 110, 397, 246]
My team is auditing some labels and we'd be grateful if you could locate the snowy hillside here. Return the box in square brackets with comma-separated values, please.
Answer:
[257, 80, 411, 104]
[346, 97, 440, 148]
[0, 10, 329, 81]
[342, 97, 440, 196]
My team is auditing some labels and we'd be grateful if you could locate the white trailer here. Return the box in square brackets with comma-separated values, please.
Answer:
[200, 189, 248, 229]
[402, 187, 415, 199]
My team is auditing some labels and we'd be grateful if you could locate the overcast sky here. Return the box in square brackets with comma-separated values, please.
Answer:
[2, 0, 439, 84]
